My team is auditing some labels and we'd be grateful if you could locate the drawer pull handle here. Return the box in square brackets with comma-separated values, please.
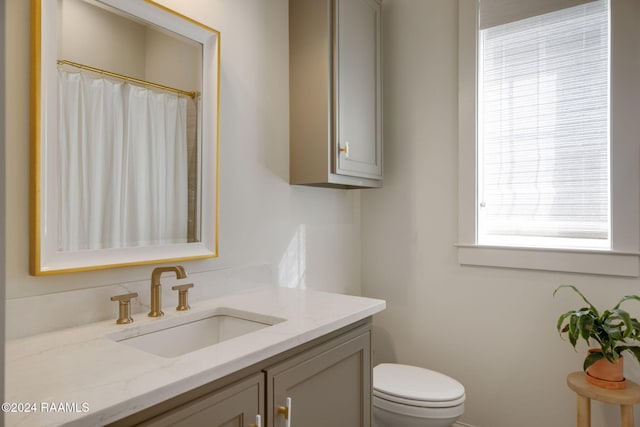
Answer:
[277, 397, 292, 427]
[248, 414, 262, 427]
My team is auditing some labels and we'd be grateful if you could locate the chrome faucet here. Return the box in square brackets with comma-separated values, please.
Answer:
[149, 266, 187, 317]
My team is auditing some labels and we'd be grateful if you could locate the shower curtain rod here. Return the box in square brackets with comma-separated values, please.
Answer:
[57, 59, 197, 99]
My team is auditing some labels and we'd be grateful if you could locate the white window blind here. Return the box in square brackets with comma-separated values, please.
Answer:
[477, 0, 610, 249]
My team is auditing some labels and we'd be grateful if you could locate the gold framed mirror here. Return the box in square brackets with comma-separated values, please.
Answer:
[30, 0, 220, 275]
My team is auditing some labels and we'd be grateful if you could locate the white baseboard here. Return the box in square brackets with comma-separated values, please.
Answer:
[454, 422, 476, 427]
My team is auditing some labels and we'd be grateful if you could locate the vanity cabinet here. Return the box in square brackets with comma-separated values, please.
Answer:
[289, 0, 383, 189]
[140, 373, 264, 427]
[110, 320, 371, 427]
[267, 328, 371, 427]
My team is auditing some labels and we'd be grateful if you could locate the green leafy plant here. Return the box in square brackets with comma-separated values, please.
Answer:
[554, 284, 640, 371]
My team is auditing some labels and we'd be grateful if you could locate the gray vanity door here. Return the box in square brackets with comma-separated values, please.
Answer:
[267, 330, 372, 427]
[140, 373, 264, 427]
[334, 0, 383, 180]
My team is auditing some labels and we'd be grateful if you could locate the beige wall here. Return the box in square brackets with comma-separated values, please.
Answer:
[1, 0, 6, 406]
[144, 27, 201, 92]
[362, 1, 640, 426]
[5, 0, 361, 310]
[59, 0, 200, 92]
[59, 0, 146, 79]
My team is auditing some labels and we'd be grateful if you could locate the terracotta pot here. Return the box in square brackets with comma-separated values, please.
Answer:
[586, 348, 626, 389]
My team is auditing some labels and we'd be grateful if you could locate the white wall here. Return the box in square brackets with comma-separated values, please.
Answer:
[5, 0, 362, 338]
[362, 1, 640, 426]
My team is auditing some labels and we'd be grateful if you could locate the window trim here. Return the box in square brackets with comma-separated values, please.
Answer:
[457, 0, 640, 277]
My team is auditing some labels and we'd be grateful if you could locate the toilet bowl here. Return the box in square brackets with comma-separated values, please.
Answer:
[373, 363, 465, 427]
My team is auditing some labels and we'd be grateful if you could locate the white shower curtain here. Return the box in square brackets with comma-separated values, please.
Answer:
[57, 70, 188, 251]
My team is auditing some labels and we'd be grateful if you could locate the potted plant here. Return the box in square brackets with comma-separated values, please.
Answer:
[554, 284, 640, 389]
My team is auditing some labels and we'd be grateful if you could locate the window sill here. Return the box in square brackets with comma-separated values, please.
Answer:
[456, 244, 640, 277]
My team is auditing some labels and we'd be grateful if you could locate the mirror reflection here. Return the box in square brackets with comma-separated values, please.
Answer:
[57, 0, 202, 251]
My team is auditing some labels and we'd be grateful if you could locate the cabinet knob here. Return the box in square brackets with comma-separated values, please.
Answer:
[277, 397, 292, 427]
[339, 141, 350, 158]
[110, 292, 138, 324]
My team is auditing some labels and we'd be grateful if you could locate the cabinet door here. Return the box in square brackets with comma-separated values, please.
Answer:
[335, 0, 383, 180]
[267, 331, 371, 427]
[140, 373, 264, 427]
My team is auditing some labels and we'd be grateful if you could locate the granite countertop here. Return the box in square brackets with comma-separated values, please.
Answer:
[5, 288, 385, 426]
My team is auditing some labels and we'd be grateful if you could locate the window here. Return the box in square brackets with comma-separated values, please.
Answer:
[458, 0, 640, 276]
[478, 1, 610, 250]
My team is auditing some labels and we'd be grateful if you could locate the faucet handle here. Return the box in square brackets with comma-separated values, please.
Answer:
[171, 283, 194, 311]
[110, 292, 138, 324]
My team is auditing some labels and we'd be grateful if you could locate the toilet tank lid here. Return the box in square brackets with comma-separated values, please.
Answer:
[373, 363, 465, 402]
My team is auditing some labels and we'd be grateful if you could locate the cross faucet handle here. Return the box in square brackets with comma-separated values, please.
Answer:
[110, 292, 138, 324]
[171, 283, 194, 311]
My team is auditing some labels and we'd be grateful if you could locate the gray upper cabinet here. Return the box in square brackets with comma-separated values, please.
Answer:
[290, 0, 383, 189]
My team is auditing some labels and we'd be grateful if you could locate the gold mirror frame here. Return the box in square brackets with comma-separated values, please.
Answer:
[29, 0, 220, 275]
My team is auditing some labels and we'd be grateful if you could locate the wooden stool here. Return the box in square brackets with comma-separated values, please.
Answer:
[567, 371, 640, 427]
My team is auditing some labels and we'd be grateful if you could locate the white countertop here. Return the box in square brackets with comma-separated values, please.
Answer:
[5, 288, 385, 426]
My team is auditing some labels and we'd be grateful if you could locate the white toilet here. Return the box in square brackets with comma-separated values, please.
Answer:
[373, 363, 465, 427]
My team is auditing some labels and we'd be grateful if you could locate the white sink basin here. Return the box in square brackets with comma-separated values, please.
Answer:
[106, 308, 285, 358]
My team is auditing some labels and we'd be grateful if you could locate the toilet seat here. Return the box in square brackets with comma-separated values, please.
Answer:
[373, 363, 466, 408]
[374, 389, 465, 408]
[373, 394, 465, 419]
